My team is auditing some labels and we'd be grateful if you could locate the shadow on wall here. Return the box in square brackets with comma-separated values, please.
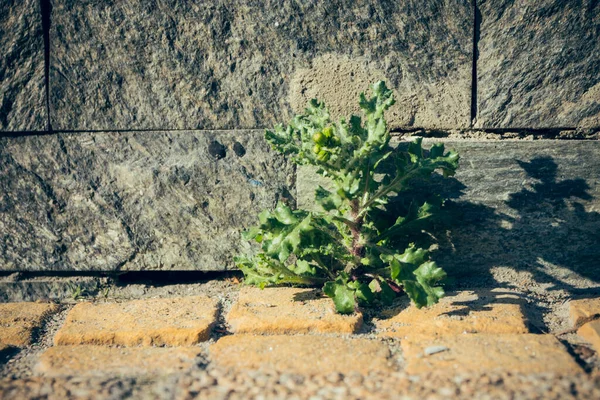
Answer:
[377, 155, 600, 331]
[427, 156, 600, 298]
[386, 155, 600, 301]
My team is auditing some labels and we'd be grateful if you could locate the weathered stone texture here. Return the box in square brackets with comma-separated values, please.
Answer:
[0, 302, 59, 347]
[298, 139, 600, 288]
[0, 376, 136, 399]
[0, 0, 47, 131]
[402, 334, 583, 375]
[211, 334, 393, 375]
[227, 287, 363, 334]
[376, 290, 529, 338]
[0, 276, 104, 302]
[54, 296, 218, 346]
[36, 345, 201, 377]
[0, 130, 293, 271]
[49, 0, 472, 131]
[477, 0, 600, 128]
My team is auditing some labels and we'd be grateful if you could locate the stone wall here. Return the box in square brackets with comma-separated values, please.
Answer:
[1, 1, 599, 278]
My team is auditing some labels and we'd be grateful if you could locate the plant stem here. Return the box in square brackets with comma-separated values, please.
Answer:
[374, 214, 432, 241]
[312, 255, 336, 280]
[348, 200, 364, 259]
[332, 216, 359, 231]
[358, 167, 419, 217]
[369, 268, 392, 278]
[281, 275, 329, 286]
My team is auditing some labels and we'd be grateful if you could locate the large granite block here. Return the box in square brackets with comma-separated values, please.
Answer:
[298, 139, 600, 290]
[0, 0, 47, 131]
[49, 0, 472, 131]
[477, 0, 600, 128]
[0, 130, 294, 271]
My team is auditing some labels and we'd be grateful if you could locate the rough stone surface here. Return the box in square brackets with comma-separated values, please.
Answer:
[0, 276, 105, 302]
[0, 302, 59, 347]
[3, 372, 600, 400]
[402, 334, 583, 375]
[49, 0, 472, 131]
[211, 334, 392, 375]
[477, 1, 600, 128]
[570, 298, 600, 326]
[0, 130, 293, 271]
[54, 296, 218, 346]
[36, 345, 201, 378]
[299, 139, 600, 290]
[376, 290, 529, 338]
[0, 376, 136, 400]
[578, 321, 600, 353]
[0, 0, 47, 131]
[227, 287, 363, 334]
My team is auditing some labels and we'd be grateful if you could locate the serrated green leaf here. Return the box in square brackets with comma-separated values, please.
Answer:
[389, 258, 402, 281]
[235, 255, 286, 287]
[348, 281, 374, 303]
[242, 226, 261, 241]
[397, 244, 429, 266]
[415, 261, 447, 282]
[367, 278, 396, 305]
[291, 259, 317, 276]
[315, 186, 342, 212]
[408, 138, 424, 161]
[429, 143, 445, 158]
[323, 280, 356, 314]
[235, 254, 322, 288]
[256, 202, 317, 262]
[273, 202, 298, 224]
[378, 244, 446, 308]
[265, 125, 299, 155]
[379, 280, 396, 305]
[413, 260, 447, 306]
[401, 280, 427, 307]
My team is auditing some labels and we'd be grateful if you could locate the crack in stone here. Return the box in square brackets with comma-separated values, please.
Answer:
[39, 0, 52, 132]
[470, 0, 481, 127]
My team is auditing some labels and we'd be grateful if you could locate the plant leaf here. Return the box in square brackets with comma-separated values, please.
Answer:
[323, 280, 356, 314]
[315, 186, 342, 212]
[381, 245, 446, 308]
[348, 281, 374, 303]
[290, 259, 317, 276]
[238, 81, 457, 314]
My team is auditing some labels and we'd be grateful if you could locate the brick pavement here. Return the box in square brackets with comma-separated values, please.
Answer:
[0, 288, 597, 399]
[0, 302, 59, 347]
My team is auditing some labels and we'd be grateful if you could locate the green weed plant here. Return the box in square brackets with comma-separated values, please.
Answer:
[236, 82, 459, 314]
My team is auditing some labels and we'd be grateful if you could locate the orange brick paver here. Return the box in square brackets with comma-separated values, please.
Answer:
[54, 296, 218, 346]
[211, 334, 392, 375]
[36, 345, 201, 377]
[376, 290, 529, 338]
[0, 302, 59, 346]
[578, 320, 600, 353]
[569, 298, 600, 326]
[401, 334, 582, 375]
[227, 287, 363, 334]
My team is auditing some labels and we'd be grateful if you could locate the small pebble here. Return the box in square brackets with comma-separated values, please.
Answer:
[424, 346, 450, 356]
